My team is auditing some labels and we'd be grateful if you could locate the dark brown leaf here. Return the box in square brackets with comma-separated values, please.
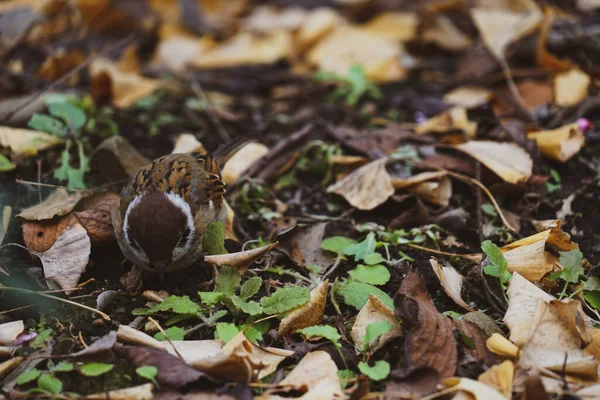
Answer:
[386, 366, 441, 400]
[453, 318, 496, 368]
[398, 269, 457, 378]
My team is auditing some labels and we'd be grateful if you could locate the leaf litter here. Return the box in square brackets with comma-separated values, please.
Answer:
[2, 0, 600, 398]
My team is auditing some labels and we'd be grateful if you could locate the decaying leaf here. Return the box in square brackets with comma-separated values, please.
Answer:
[430, 258, 475, 312]
[204, 242, 278, 271]
[351, 294, 402, 353]
[278, 223, 333, 269]
[453, 318, 497, 367]
[90, 57, 160, 108]
[554, 69, 590, 107]
[416, 107, 477, 138]
[193, 31, 292, 68]
[22, 215, 75, 253]
[0, 357, 23, 378]
[398, 269, 457, 378]
[91, 136, 150, 180]
[73, 192, 121, 245]
[296, 7, 342, 50]
[527, 122, 585, 163]
[454, 141, 533, 184]
[307, 25, 405, 82]
[0, 321, 24, 345]
[222, 142, 269, 185]
[518, 300, 597, 379]
[406, 176, 452, 207]
[0, 126, 63, 156]
[153, 27, 216, 72]
[443, 87, 492, 109]
[439, 377, 506, 400]
[83, 383, 154, 400]
[422, 15, 473, 51]
[478, 360, 514, 398]
[17, 188, 86, 221]
[116, 325, 164, 350]
[171, 133, 207, 155]
[279, 280, 329, 337]
[327, 158, 394, 210]
[361, 12, 418, 41]
[257, 351, 343, 399]
[35, 223, 90, 294]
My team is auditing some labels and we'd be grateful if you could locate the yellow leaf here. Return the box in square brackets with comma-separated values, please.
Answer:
[0, 126, 63, 156]
[527, 122, 584, 163]
[554, 69, 590, 107]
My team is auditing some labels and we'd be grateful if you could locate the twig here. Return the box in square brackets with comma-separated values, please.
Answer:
[474, 161, 484, 243]
[189, 78, 231, 142]
[406, 243, 483, 263]
[147, 316, 185, 361]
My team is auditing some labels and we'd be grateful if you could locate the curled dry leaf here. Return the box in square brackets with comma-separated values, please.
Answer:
[351, 294, 402, 353]
[193, 31, 292, 68]
[91, 136, 150, 180]
[296, 7, 343, 50]
[307, 25, 405, 82]
[153, 26, 216, 72]
[406, 176, 452, 207]
[116, 325, 164, 350]
[195, 331, 293, 382]
[398, 269, 457, 378]
[0, 321, 24, 345]
[327, 158, 394, 210]
[279, 280, 329, 337]
[554, 69, 590, 107]
[0, 126, 63, 156]
[204, 242, 278, 271]
[36, 223, 90, 294]
[519, 300, 597, 379]
[440, 377, 506, 400]
[17, 188, 85, 221]
[415, 107, 477, 138]
[171, 133, 207, 155]
[478, 360, 514, 398]
[222, 142, 269, 185]
[278, 223, 333, 269]
[257, 351, 343, 399]
[453, 318, 496, 367]
[486, 333, 520, 358]
[443, 87, 492, 109]
[361, 12, 419, 41]
[90, 57, 160, 108]
[74, 192, 120, 245]
[422, 15, 473, 51]
[163, 340, 222, 366]
[454, 141, 533, 184]
[527, 122, 585, 163]
[83, 383, 154, 400]
[22, 214, 76, 253]
[430, 258, 475, 312]
[0, 357, 23, 378]
[391, 171, 448, 189]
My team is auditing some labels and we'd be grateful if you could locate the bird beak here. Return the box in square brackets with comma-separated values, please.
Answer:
[156, 262, 168, 281]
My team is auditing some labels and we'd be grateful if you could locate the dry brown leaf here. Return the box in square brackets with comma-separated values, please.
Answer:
[527, 122, 585, 163]
[195, 331, 293, 382]
[406, 176, 452, 207]
[351, 294, 402, 353]
[0, 321, 24, 345]
[204, 242, 278, 271]
[398, 269, 457, 378]
[279, 280, 329, 337]
[416, 107, 477, 138]
[422, 15, 473, 51]
[454, 141, 533, 184]
[430, 258, 475, 312]
[91, 136, 150, 180]
[193, 31, 292, 68]
[83, 383, 154, 400]
[519, 300, 597, 379]
[22, 214, 77, 253]
[0, 357, 23, 378]
[0, 126, 64, 156]
[296, 7, 343, 51]
[477, 360, 515, 399]
[257, 351, 343, 399]
[440, 377, 507, 400]
[37, 49, 85, 81]
[362, 12, 419, 41]
[17, 188, 85, 221]
[153, 25, 216, 72]
[554, 69, 590, 107]
[443, 87, 492, 109]
[116, 325, 165, 350]
[90, 57, 160, 108]
[244, 5, 307, 34]
[454, 318, 497, 367]
[171, 134, 207, 155]
[327, 158, 394, 210]
[74, 192, 120, 245]
[222, 142, 269, 185]
[391, 171, 448, 189]
[307, 25, 405, 82]
[36, 223, 90, 294]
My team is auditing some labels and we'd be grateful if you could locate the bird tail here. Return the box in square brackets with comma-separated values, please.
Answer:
[213, 137, 253, 168]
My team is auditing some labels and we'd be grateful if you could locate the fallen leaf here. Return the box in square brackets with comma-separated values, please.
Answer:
[361, 12, 419, 41]
[307, 25, 405, 82]
[36, 49, 85, 81]
[83, 383, 154, 399]
[90, 57, 160, 108]
[422, 15, 473, 51]
[0, 321, 24, 345]
[454, 141, 533, 184]
[116, 325, 165, 350]
[351, 294, 402, 353]
[171, 133, 207, 155]
[163, 340, 223, 367]
[501, 237, 555, 282]
[73, 192, 120, 245]
[406, 176, 452, 207]
[91, 136, 150, 180]
[296, 7, 343, 50]
[244, 5, 307, 34]
[193, 31, 292, 68]
[279, 280, 329, 337]
[554, 69, 590, 107]
[453, 318, 497, 367]
[113, 344, 219, 389]
[0, 126, 63, 156]
[257, 351, 343, 399]
[222, 142, 269, 185]
[415, 107, 477, 138]
[493, 80, 554, 115]
[35, 223, 90, 294]
[430, 258, 475, 312]
[204, 242, 278, 271]
[0, 357, 23, 378]
[278, 223, 333, 269]
[327, 158, 394, 210]
[153, 26, 216, 72]
[478, 360, 514, 398]
[398, 269, 457, 378]
[17, 188, 85, 221]
[440, 377, 506, 400]
[527, 122, 585, 163]
[71, 331, 117, 358]
[443, 87, 492, 109]
[391, 171, 448, 189]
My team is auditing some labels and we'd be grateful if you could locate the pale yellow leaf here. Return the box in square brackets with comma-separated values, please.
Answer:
[554, 69, 590, 107]
[361, 12, 419, 41]
[444, 87, 492, 109]
[416, 107, 477, 138]
[279, 280, 329, 337]
[430, 258, 475, 312]
[0, 126, 63, 156]
[0, 321, 24, 345]
[527, 122, 584, 163]
[351, 294, 402, 353]
[222, 142, 269, 185]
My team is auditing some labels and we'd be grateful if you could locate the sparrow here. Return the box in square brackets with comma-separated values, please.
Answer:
[112, 142, 245, 284]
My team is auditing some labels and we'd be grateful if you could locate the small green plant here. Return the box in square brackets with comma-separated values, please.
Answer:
[16, 361, 74, 396]
[136, 366, 159, 387]
[481, 240, 511, 298]
[545, 168, 561, 193]
[358, 360, 390, 381]
[313, 64, 382, 106]
[548, 250, 585, 299]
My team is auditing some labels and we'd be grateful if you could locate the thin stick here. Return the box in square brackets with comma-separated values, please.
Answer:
[0, 284, 110, 320]
[147, 316, 184, 361]
[190, 78, 231, 142]
[407, 243, 482, 263]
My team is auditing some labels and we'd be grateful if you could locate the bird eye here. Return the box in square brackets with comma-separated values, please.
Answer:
[177, 228, 191, 248]
[126, 228, 141, 251]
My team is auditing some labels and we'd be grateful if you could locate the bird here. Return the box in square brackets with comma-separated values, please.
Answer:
[112, 140, 247, 288]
